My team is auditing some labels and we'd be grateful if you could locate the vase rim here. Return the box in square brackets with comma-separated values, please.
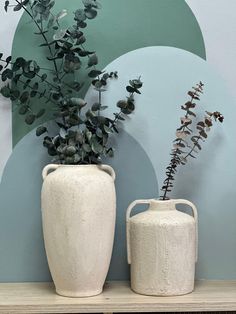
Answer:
[148, 198, 177, 211]
[49, 164, 107, 167]
[146, 198, 176, 202]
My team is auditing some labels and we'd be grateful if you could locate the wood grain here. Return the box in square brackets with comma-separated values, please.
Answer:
[0, 281, 236, 313]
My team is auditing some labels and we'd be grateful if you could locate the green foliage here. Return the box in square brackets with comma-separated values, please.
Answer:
[161, 82, 224, 200]
[0, 0, 143, 164]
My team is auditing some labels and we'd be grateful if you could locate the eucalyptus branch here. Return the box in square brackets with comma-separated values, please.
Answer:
[34, 72, 57, 89]
[0, 73, 56, 108]
[184, 111, 224, 160]
[1, 0, 143, 165]
[15, 0, 60, 81]
[112, 92, 134, 126]
[183, 135, 201, 160]
[80, 43, 103, 108]
[0, 57, 57, 90]
[17, 79, 57, 105]
[161, 83, 203, 200]
[160, 82, 223, 200]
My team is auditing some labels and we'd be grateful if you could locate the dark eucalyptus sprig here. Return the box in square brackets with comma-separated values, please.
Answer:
[1, 0, 104, 124]
[161, 82, 224, 200]
[0, 0, 143, 164]
[42, 77, 143, 165]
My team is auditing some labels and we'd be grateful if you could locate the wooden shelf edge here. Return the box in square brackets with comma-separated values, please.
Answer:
[0, 280, 236, 313]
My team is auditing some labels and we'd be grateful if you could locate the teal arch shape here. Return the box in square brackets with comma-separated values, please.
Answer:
[12, 0, 206, 145]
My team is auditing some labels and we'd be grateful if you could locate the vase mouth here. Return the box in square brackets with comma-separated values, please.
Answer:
[148, 198, 176, 211]
[143, 198, 176, 203]
[51, 164, 104, 167]
[157, 198, 174, 203]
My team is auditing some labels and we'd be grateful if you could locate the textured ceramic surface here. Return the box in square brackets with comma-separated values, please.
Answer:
[126, 199, 198, 296]
[41, 164, 116, 297]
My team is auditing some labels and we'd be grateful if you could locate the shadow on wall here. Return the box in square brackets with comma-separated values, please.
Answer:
[0, 127, 158, 282]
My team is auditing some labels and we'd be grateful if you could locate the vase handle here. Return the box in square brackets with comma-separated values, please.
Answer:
[42, 164, 60, 180]
[99, 165, 116, 181]
[173, 199, 198, 262]
[126, 199, 151, 264]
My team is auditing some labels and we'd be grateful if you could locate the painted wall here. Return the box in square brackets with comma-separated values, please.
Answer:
[0, 8, 22, 180]
[0, 0, 235, 282]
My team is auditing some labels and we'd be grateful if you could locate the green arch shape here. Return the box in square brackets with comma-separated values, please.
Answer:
[12, 0, 206, 145]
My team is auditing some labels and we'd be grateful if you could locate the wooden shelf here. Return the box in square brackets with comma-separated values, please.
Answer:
[0, 280, 236, 313]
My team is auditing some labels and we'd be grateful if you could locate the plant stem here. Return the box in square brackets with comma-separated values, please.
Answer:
[184, 135, 201, 159]
[112, 109, 122, 125]
[161, 94, 197, 200]
[98, 89, 101, 104]
[34, 72, 57, 89]
[111, 92, 134, 127]
[15, 0, 60, 82]
[17, 78, 56, 104]
[0, 72, 56, 105]
[0, 58, 57, 90]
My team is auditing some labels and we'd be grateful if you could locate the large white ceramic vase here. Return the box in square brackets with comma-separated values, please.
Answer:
[126, 198, 198, 296]
[41, 164, 116, 297]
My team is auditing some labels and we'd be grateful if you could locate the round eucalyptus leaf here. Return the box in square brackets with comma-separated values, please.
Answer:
[88, 69, 102, 78]
[65, 146, 77, 156]
[75, 9, 86, 22]
[70, 97, 87, 108]
[127, 101, 135, 111]
[4, 1, 9, 12]
[77, 35, 86, 45]
[91, 140, 103, 154]
[18, 105, 28, 115]
[30, 90, 37, 98]
[74, 154, 81, 163]
[56, 9, 67, 20]
[36, 126, 47, 137]
[65, 156, 75, 164]
[84, 8, 97, 19]
[104, 125, 113, 134]
[87, 53, 98, 67]
[41, 73, 47, 81]
[53, 28, 67, 41]
[82, 143, 91, 152]
[117, 100, 128, 109]
[92, 102, 101, 111]
[13, 3, 22, 11]
[0, 86, 11, 98]
[126, 85, 135, 93]
[59, 128, 67, 139]
[33, 82, 39, 90]
[20, 91, 29, 104]
[2, 69, 13, 81]
[25, 113, 36, 125]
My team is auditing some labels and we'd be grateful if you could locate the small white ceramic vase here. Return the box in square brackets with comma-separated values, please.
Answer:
[126, 198, 198, 296]
[41, 164, 116, 297]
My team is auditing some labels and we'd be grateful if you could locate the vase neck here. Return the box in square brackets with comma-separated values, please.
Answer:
[148, 199, 176, 211]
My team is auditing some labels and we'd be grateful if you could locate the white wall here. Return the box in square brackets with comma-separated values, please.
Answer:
[0, 7, 23, 179]
[186, 0, 236, 99]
